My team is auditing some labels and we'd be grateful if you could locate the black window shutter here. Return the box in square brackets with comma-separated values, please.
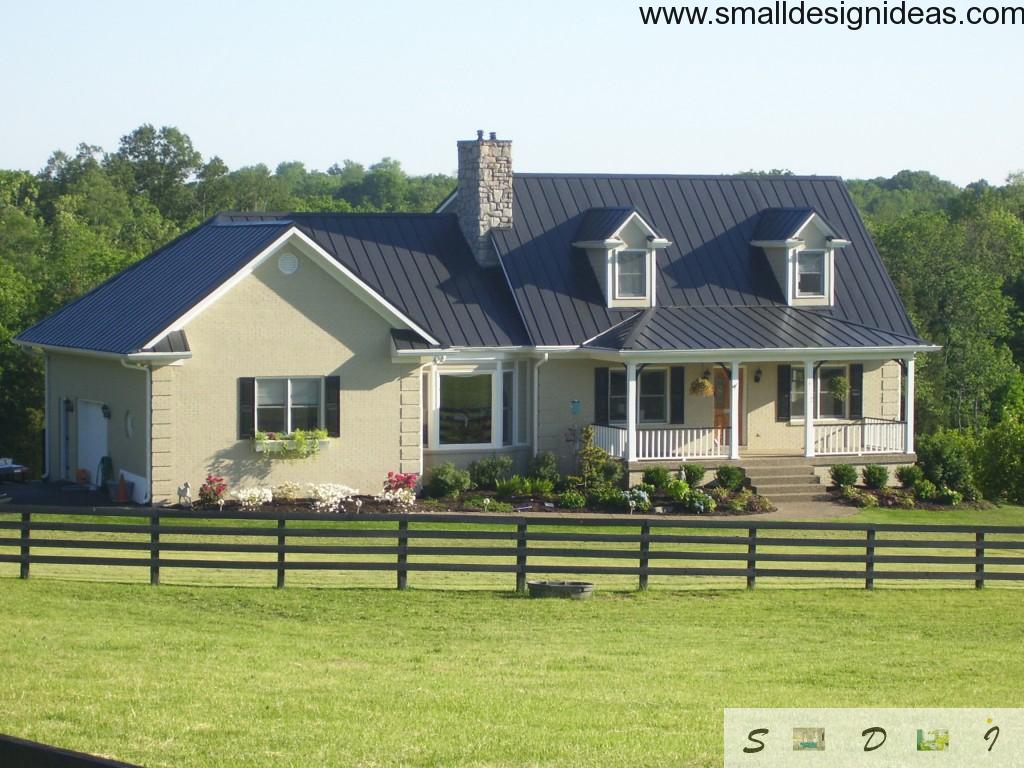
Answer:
[849, 364, 864, 419]
[670, 366, 685, 424]
[238, 378, 255, 439]
[325, 376, 341, 437]
[776, 364, 791, 422]
[594, 367, 609, 426]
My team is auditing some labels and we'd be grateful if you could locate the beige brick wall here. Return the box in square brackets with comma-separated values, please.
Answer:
[150, 249, 419, 503]
[47, 353, 149, 484]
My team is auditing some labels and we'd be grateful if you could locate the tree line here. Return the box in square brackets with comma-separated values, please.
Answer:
[2, 124, 1023, 486]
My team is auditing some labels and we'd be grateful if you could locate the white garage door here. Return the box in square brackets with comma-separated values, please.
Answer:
[77, 400, 108, 487]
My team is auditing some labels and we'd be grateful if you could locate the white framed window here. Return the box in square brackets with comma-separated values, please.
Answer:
[256, 377, 323, 434]
[615, 249, 647, 298]
[608, 368, 668, 424]
[790, 365, 847, 421]
[796, 250, 826, 297]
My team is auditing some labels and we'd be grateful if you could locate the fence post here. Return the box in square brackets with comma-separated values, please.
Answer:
[746, 527, 757, 590]
[397, 519, 408, 590]
[865, 529, 876, 590]
[276, 517, 286, 589]
[639, 522, 650, 591]
[149, 512, 160, 586]
[516, 521, 528, 594]
[19, 511, 30, 580]
[975, 531, 985, 589]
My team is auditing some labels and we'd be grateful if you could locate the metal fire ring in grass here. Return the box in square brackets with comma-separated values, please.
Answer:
[527, 581, 595, 599]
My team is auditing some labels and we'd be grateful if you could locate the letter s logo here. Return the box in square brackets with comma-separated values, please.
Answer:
[744, 728, 769, 754]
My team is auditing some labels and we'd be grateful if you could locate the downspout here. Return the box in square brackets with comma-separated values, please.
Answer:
[42, 352, 50, 480]
[532, 353, 549, 457]
[120, 358, 152, 504]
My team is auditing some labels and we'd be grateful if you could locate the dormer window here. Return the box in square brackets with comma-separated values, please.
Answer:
[615, 249, 648, 299]
[796, 250, 826, 297]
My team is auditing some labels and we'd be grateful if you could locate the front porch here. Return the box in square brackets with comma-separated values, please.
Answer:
[588, 357, 916, 462]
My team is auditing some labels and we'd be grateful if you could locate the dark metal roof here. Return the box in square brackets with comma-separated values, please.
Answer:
[218, 212, 530, 349]
[752, 207, 831, 241]
[391, 329, 438, 351]
[493, 174, 921, 347]
[574, 207, 637, 242]
[145, 330, 190, 354]
[584, 306, 926, 352]
[17, 222, 291, 355]
[19, 212, 530, 354]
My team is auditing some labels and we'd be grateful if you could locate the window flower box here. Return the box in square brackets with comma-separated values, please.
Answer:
[253, 429, 329, 458]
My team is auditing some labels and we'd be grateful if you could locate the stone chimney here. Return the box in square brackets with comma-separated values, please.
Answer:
[456, 130, 513, 267]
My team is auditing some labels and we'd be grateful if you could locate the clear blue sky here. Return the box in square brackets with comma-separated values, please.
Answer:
[3, 0, 1020, 186]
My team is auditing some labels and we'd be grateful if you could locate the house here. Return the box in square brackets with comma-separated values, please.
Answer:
[16, 132, 936, 504]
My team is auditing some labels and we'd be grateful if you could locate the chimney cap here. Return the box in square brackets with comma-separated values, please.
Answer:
[476, 129, 484, 140]
[489, 132, 497, 140]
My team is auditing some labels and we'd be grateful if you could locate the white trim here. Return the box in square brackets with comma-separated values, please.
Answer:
[435, 191, 457, 213]
[14, 340, 191, 363]
[614, 248, 649, 300]
[119, 358, 153, 503]
[905, 357, 916, 454]
[532, 353, 548, 457]
[795, 249, 827, 299]
[729, 361, 740, 460]
[804, 361, 817, 458]
[751, 238, 804, 248]
[140, 227, 440, 351]
[433, 366, 499, 451]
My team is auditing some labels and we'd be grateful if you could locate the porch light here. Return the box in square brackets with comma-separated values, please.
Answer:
[101, 404, 111, 419]
[754, 368, 763, 383]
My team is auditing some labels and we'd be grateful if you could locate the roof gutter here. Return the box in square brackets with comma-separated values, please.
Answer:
[13, 339, 191, 363]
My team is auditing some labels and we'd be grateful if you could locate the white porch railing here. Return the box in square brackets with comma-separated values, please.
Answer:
[592, 425, 730, 461]
[814, 418, 906, 456]
[593, 425, 628, 459]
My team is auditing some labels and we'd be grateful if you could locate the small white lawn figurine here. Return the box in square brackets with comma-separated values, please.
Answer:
[217, 498, 225, 512]
[177, 481, 192, 508]
[355, 498, 363, 513]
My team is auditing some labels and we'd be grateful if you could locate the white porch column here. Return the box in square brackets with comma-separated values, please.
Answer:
[905, 356, 916, 454]
[804, 361, 816, 458]
[626, 361, 638, 462]
[729, 361, 741, 460]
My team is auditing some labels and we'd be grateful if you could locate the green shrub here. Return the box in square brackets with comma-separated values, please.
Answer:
[829, 464, 858, 488]
[715, 465, 745, 492]
[495, 475, 529, 501]
[664, 478, 690, 501]
[633, 482, 657, 498]
[642, 467, 672, 491]
[708, 486, 731, 503]
[424, 462, 471, 499]
[681, 489, 717, 515]
[976, 418, 1024, 503]
[464, 495, 514, 513]
[853, 490, 878, 508]
[895, 464, 924, 489]
[680, 463, 706, 487]
[527, 451, 561, 486]
[744, 494, 775, 514]
[916, 429, 979, 500]
[574, 425, 624, 492]
[723, 489, 752, 513]
[913, 478, 939, 502]
[862, 464, 889, 490]
[937, 485, 964, 506]
[467, 454, 514, 491]
[558, 489, 586, 509]
[526, 477, 555, 498]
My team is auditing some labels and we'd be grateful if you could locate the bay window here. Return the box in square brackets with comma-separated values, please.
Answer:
[430, 364, 525, 449]
[438, 373, 493, 446]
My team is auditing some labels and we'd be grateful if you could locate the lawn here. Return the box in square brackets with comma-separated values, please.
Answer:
[1, 581, 1021, 767]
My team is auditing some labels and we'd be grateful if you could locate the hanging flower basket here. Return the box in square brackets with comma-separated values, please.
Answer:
[690, 376, 714, 397]
[827, 375, 850, 402]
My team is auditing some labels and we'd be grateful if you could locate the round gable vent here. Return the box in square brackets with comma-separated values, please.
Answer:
[278, 252, 299, 275]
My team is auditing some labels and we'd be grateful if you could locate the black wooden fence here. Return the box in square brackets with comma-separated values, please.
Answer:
[2, 507, 1024, 590]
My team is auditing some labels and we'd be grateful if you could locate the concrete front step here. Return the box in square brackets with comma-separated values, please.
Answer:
[745, 474, 819, 485]
[752, 482, 824, 495]
[768, 490, 833, 503]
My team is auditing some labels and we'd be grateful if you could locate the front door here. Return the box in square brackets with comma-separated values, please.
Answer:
[77, 400, 108, 487]
[713, 368, 745, 445]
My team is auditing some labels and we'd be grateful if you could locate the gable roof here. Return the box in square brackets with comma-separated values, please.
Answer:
[574, 207, 638, 242]
[493, 174, 920, 348]
[751, 207, 836, 242]
[18, 213, 530, 355]
[583, 306, 926, 353]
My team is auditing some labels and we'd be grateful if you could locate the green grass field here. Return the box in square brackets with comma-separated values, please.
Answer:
[2, 505, 1023, 766]
[1, 581, 1022, 767]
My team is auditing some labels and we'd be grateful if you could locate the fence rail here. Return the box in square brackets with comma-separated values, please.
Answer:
[2, 508, 1024, 591]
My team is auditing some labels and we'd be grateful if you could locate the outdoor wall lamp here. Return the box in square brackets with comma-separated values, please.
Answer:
[754, 368, 763, 383]
[101, 404, 111, 419]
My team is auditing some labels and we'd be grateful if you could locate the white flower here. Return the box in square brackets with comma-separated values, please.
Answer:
[377, 487, 415, 510]
[234, 486, 273, 510]
[308, 483, 358, 514]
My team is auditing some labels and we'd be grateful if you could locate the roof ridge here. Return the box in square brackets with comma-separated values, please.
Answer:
[515, 172, 845, 182]
[216, 210, 453, 219]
